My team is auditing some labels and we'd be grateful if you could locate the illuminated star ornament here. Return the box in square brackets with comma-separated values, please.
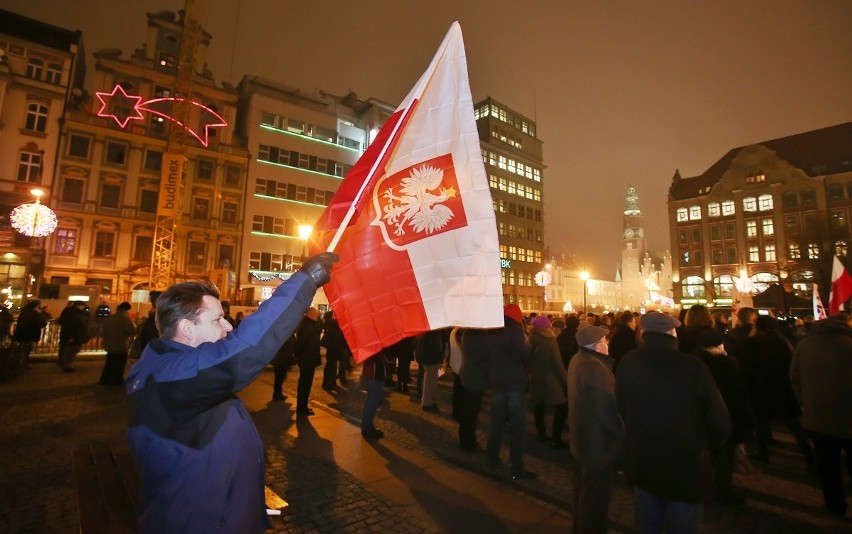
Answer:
[95, 84, 227, 147]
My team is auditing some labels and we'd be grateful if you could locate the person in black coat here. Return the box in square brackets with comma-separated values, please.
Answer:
[13, 300, 47, 369]
[320, 310, 348, 389]
[609, 312, 637, 374]
[693, 330, 754, 504]
[295, 307, 322, 416]
[739, 316, 814, 472]
[271, 333, 296, 401]
[556, 314, 580, 369]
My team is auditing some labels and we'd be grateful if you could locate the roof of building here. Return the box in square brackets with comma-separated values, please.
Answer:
[669, 121, 852, 200]
[0, 9, 81, 53]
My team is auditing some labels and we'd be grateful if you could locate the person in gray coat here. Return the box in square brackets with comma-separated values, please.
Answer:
[616, 312, 730, 533]
[568, 324, 624, 533]
[98, 302, 138, 385]
[528, 315, 568, 448]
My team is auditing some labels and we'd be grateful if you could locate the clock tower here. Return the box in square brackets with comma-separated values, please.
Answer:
[620, 185, 647, 308]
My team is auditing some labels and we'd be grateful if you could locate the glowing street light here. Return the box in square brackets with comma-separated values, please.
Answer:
[10, 188, 57, 238]
[298, 224, 313, 261]
[580, 271, 590, 313]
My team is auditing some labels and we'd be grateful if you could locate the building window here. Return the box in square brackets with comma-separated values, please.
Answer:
[133, 235, 153, 262]
[140, 190, 158, 213]
[693, 249, 703, 265]
[224, 165, 241, 187]
[17, 151, 42, 182]
[725, 222, 735, 240]
[187, 241, 206, 266]
[827, 183, 845, 201]
[761, 218, 774, 236]
[714, 274, 735, 297]
[93, 231, 115, 257]
[192, 197, 210, 219]
[104, 141, 128, 166]
[158, 53, 176, 69]
[100, 183, 121, 209]
[800, 188, 816, 205]
[144, 150, 163, 171]
[692, 228, 702, 243]
[721, 201, 735, 216]
[712, 249, 723, 264]
[196, 158, 214, 181]
[222, 201, 237, 223]
[679, 230, 688, 245]
[746, 173, 766, 184]
[218, 244, 235, 268]
[708, 203, 721, 217]
[743, 197, 757, 212]
[689, 206, 701, 220]
[710, 225, 721, 241]
[788, 243, 801, 260]
[25, 102, 48, 132]
[26, 58, 44, 79]
[45, 63, 62, 84]
[726, 247, 737, 264]
[764, 244, 776, 262]
[680, 251, 690, 266]
[782, 191, 798, 207]
[758, 194, 774, 211]
[68, 135, 91, 158]
[836, 241, 849, 256]
[807, 243, 820, 259]
[746, 220, 758, 237]
[62, 176, 85, 203]
[682, 276, 706, 298]
[54, 228, 77, 255]
[748, 245, 759, 262]
[830, 211, 846, 229]
[785, 215, 799, 233]
[676, 208, 688, 222]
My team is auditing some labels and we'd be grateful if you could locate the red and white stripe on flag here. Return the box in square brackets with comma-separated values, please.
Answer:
[311, 22, 504, 362]
[813, 283, 827, 320]
[829, 255, 852, 315]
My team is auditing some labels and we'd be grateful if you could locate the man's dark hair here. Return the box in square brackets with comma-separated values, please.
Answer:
[156, 282, 220, 339]
[117, 301, 132, 311]
[619, 312, 635, 326]
[737, 307, 757, 324]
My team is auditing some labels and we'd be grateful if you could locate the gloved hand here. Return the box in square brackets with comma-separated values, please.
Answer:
[299, 252, 340, 286]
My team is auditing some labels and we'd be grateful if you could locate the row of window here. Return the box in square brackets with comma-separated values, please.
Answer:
[474, 103, 536, 137]
[499, 245, 542, 265]
[494, 198, 542, 223]
[497, 221, 542, 243]
[254, 178, 333, 206]
[501, 269, 539, 288]
[783, 183, 852, 206]
[257, 144, 352, 178]
[676, 195, 774, 222]
[490, 127, 523, 150]
[679, 240, 848, 267]
[251, 215, 302, 237]
[25, 57, 63, 84]
[482, 149, 541, 182]
[489, 174, 541, 201]
[248, 251, 294, 273]
[259, 112, 364, 151]
[50, 226, 234, 268]
[681, 273, 782, 299]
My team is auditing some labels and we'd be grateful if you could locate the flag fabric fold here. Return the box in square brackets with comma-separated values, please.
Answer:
[311, 22, 504, 362]
[829, 255, 852, 315]
[813, 283, 827, 320]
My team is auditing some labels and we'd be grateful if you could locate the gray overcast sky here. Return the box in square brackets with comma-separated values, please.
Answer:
[3, 0, 851, 277]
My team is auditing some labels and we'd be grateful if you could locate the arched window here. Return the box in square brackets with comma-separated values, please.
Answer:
[26, 58, 43, 79]
[750, 272, 779, 294]
[743, 197, 757, 212]
[46, 63, 62, 84]
[789, 271, 815, 297]
[721, 200, 735, 215]
[17, 148, 42, 182]
[713, 274, 735, 297]
[758, 194, 774, 211]
[682, 276, 706, 298]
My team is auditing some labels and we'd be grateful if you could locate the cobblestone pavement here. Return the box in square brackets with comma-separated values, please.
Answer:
[1, 355, 850, 533]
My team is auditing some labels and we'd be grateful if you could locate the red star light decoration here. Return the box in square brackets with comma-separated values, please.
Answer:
[95, 84, 144, 128]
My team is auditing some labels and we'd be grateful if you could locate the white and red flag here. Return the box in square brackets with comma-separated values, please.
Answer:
[829, 255, 852, 315]
[813, 283, 827, 320]
[311, 22, 503, 362]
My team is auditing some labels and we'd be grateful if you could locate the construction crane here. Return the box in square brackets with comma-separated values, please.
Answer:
[148, 0, 206, 291]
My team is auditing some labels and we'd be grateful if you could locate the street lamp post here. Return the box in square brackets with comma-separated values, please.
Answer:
[297, 224, 313, 264]
[580, 271, 589, 313]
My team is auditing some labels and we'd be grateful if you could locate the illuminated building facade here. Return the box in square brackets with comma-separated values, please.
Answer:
[474, 97, 545, 312]
[42, 10, 249, 304]
[0, 10, 84, 309]
[235, 78, 393, 307]
[668, 122, 852, 309]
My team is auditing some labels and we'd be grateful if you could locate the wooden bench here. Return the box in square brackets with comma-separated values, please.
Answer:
[72, 441, 288, 533]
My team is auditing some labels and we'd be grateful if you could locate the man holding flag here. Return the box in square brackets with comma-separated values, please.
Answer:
[310, 22, 504, 365]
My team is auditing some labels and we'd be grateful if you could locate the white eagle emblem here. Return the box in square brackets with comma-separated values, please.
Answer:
[381, 164, 457, 236]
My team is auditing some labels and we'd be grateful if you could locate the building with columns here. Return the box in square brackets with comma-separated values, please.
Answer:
[668, 122, 852, 309]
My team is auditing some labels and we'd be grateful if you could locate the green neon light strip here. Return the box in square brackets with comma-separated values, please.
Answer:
[252, 194, 325, 208]
[259, 124, 361, 153]
[256, 159, 344, 180]
[250, 231, 300, 239]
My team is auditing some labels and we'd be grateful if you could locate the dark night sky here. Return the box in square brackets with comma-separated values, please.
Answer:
[3, 0, 851, 277]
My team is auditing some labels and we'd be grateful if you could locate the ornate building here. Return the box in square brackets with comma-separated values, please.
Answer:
[668, 122, 852, 309]
[619, 186, 672, 310]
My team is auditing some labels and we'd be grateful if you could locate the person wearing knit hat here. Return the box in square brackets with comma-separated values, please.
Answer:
[503, 304, 523, 325]
[528, 314, 568, 448]
[567, 316, 623, 532]
[692, 328, 753, 505]
[616, 311, 730, 531]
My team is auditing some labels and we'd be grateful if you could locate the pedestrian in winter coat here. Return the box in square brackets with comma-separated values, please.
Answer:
[416, 328, 446, 411]
[568, 324, 624, 533]
[125, 252, 337, 534]
[791, 311, 852, 517]
[616, 312, 730, 533]
[458, 328, 491, 451]
[361, 349, 393, 439]
[295, 307, 323, 416]
[13, 300, 47, 368]
[608, 312, 637, 374]
[58, 301, 89, 372]
[320, 310, 348, 389]
[528, 315, 568, 448]
[98, 302, 137, 385]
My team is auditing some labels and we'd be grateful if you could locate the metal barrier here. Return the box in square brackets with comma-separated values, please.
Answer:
[12, 321, 106, 355]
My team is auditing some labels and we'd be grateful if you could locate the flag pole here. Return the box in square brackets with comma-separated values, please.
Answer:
[326, 24, 458, 253]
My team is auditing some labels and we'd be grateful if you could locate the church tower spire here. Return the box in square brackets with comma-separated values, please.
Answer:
[621, 185, 647, 309]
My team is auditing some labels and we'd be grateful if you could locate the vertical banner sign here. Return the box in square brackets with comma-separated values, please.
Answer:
[159, 154, 185, 217]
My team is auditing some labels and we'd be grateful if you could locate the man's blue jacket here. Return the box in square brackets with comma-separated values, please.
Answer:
[126, 272, 316, 533]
